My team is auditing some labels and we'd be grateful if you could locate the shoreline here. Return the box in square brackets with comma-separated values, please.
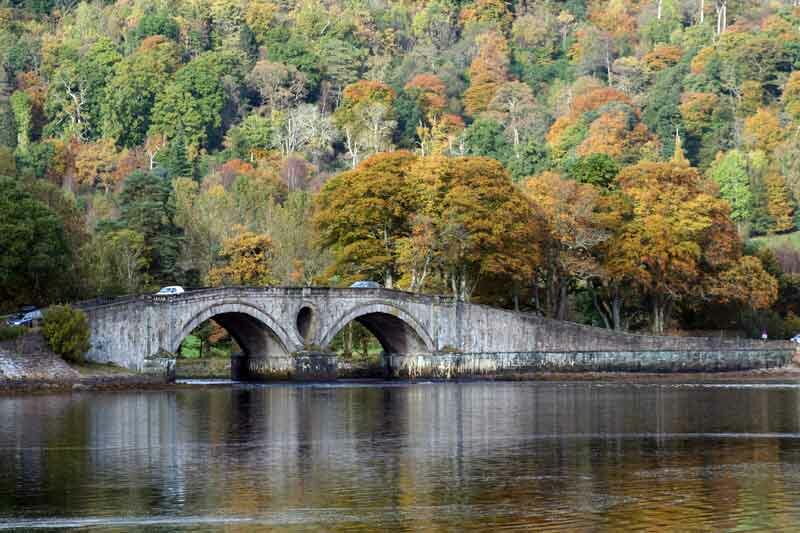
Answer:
[2, 365, 800, 395]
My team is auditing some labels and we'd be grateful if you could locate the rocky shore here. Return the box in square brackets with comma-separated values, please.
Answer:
[0, 333, 171, 394]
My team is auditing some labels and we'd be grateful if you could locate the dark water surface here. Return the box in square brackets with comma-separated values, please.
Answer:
[3, 381, 800, 531]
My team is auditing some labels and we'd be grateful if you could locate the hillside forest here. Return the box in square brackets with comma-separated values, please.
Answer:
[3, 0, 800, 339]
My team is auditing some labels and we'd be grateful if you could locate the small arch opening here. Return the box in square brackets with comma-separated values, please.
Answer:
[296, 306, 315, 344]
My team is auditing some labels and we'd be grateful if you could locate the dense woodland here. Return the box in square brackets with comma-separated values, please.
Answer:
[3, 0, 800, 339]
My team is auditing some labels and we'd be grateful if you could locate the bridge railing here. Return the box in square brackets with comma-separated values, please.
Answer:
[74, 285, 458, 312]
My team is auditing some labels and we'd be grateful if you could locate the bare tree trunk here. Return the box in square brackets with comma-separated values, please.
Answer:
[556, 283, 569, 321]
[715, 0, 727, 36]
[657, 0, 663, 20]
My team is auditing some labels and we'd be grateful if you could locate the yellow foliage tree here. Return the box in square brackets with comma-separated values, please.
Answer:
[743, 107, 784, 153]
[709, 255, 778, 311]
[207, 230, 277, 287]
[764, 173, 795, 234]
[608, 161, 739, 333]
[74, 139, 120, 194]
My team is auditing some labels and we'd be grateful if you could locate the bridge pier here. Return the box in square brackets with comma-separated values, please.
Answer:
[232, 352, 339, 381]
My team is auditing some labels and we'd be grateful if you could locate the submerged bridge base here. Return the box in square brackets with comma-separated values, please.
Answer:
[225, 348, 794, 382]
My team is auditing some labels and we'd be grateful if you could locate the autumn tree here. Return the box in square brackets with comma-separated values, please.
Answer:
[314, 151, 421, 287]
[764, 173, 795, 234]
[74, 139, 120, 194]
[410, 156, 542, 301]
[464, 31, 510, 117]
[743, 108, 784, 153]
[404, 74, 447, 121]
[709, 255, 778, 311]
[523, 171, 607, 319]
[586, 0, 637, 83]
[608, 161, 739, 334]
[208, 230, 277, 287]
[333, 80, 397, 168]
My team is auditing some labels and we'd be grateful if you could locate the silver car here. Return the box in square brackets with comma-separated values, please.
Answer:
[349, 281, 382, 289]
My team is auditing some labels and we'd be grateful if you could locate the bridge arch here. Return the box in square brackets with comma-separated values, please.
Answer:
[172, 301, 300, 357]
[320, 302, 434, 355]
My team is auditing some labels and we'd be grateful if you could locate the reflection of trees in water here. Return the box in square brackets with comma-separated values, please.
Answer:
[2, 386, 800, 528]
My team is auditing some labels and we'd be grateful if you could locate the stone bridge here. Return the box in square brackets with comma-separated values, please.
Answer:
[79, 287, 795, 380]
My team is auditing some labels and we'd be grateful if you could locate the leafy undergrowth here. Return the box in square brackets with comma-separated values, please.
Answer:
[749, 231, 800, 251]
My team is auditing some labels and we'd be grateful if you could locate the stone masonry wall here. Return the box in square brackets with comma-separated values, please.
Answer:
[390, 349, 795, 379]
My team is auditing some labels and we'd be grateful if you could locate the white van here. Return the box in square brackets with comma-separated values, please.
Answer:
[156, 286, 185, 296]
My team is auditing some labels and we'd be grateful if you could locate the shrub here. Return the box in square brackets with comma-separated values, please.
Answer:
[0, 324, 25, 341]
[42, 305, 91, 363]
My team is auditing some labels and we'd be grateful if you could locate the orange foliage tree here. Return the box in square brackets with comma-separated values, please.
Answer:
[523, 171, 608, 319]
[464, 31, 510, 117]
[546, 86, 657, 164]
[404, 74, 447, 120]
[314, 151, 421, 287]
[410, 156, 543, 301]
[607, 161, 741, 334]
[74, 139, 120, 194]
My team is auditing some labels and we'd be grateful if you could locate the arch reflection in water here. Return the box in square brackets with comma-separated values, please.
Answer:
[3, 383, 800, 529]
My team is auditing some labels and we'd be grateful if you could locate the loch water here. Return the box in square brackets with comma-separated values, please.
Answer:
[2, 380, 800, 531]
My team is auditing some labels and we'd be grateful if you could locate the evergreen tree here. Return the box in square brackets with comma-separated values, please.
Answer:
[162, 132, 193, 179]
[116, 170, 183, 284]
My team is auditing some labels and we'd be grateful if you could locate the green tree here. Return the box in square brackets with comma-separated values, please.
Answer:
[462, 118, 511, 162]
[0, 177, 70, 308]
[9, 90, 31, 153]
[82, 229, 148, 295]
[131, 11, 180, 45]
[150, 51, 239, 150]
[42, 305, 91, 364]
[114, 170, 183, 285]
[567, 154, 620, 188]
[102, 37, 179, 147]
[707, 150, 753, 232]
[161, 132, 193, 179]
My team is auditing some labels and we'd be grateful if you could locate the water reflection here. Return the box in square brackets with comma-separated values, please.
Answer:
[1, 382, 800, 530]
